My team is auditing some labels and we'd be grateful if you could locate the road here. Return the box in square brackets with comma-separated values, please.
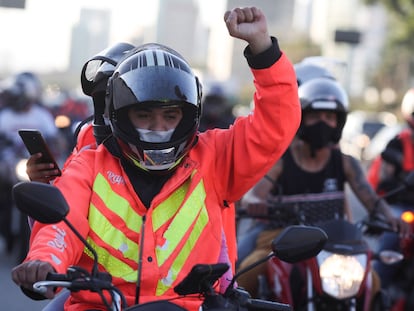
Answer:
[0, 238, 48, 311]
[0, 186, 372, 310]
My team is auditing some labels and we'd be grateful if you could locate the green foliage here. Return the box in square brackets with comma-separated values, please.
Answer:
[364, 0, 414, 48]
[363, 0, 414, 96]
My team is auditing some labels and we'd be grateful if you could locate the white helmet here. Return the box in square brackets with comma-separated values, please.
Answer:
[401, 88, 414, 128]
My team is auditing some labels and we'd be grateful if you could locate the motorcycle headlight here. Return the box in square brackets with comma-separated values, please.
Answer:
[317, 250, 367, 299]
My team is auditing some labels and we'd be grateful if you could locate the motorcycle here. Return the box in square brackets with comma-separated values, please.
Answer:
[12, 181, 329, 311]
[371, 173, 414, 311]
[237, 173, 414, 311]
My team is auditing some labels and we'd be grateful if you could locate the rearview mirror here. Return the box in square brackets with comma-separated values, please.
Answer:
[12, 181, 69, 224]
[272, 225, 328, 263]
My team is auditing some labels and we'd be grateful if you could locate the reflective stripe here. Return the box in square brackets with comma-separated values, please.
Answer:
[87, 173, 142, 281]
[154, 180, 206, 264]
[89, 203, 139, 261]
[152, 180, 190, 231]
[93, 174, 142, 234]
[156, 205, 209, 296]
[85, 237, 137, 283]
[154, 180, 209, 295]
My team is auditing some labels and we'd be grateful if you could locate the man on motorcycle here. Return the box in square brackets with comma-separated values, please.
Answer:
[236, 75, 411, 307]
[367, 88, 414, 292]
[12, 7, 302, 311]
[367, 88, 414, 203]
[0, 72, 60, 259]
[236, 61, 339, 264]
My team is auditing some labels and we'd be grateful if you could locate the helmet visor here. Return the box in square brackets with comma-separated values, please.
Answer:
[113, 66, 198, 110]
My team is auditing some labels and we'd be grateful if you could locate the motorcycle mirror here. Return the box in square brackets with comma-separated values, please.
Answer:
[12, 181, 69, 224]
[378, 249, 404, 265]
[12, 181, 100, 276]
[271, 225, 328, 263]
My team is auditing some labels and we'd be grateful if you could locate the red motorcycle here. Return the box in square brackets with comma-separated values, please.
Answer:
[263, 216, 395, 311]
[238, 178, 414, 311]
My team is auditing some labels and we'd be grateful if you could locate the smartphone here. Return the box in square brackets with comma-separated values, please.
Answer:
[18, 129, 62, 176]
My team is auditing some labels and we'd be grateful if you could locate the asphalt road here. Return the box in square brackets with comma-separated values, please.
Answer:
[0, 238, 49, 311]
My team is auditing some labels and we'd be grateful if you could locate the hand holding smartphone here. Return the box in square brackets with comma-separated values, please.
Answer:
[18, 129, 62, 177]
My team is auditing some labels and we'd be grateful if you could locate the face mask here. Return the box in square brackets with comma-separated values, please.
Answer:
[136, 128, 174, 143]
[299, 121, 336, 150]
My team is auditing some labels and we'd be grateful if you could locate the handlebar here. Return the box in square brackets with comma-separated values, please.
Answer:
[33, 274, 293, 311]
[31, 268, 127, 310]
[33, 281, 72, 295]
[32, 272, 74, 295]
[38, 269, 115, 289]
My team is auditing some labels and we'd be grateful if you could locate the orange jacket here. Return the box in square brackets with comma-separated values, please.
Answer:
[60, 124, 96, 172]
[27, 52, 300, 311]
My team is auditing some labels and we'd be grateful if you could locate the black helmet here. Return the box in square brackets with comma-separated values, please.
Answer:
[298, 77, 349, 143]
[200, 84, 229, 121]
[107, 43, 202, 173]
[81, 42, 135, 97]
[294, 62, 335, 86]
[79, 42, 136, 144]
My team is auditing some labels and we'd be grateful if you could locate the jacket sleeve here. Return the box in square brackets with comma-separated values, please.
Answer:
[25, 151, 95, 274]
[204, 38, 301, 203]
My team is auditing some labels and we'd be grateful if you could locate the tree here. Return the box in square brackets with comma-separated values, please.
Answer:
[364, 0, 414, 94]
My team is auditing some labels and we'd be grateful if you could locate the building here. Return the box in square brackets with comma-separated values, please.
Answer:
[68, 8, 111, 73]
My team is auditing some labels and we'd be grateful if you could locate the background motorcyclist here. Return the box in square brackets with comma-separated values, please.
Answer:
[367, 87, 414, 203]
[236, 75, 410, 307]
[236, 61, 338, 265]
[198, 83, 236, 132]
[0, 72, 60, 259]
[0, 72, 59, 147]
[367, 88, 414, 291]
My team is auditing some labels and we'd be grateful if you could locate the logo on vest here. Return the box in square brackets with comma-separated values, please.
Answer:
[107, 171, 125, 185]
